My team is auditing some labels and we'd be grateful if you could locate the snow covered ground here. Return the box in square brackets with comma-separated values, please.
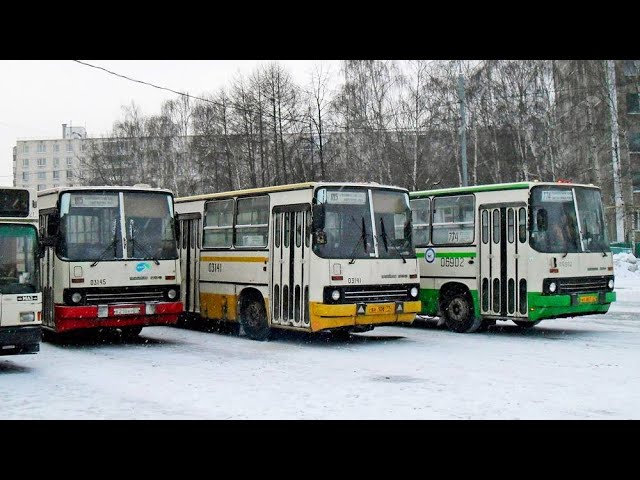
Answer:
[1, 254, 639, 419]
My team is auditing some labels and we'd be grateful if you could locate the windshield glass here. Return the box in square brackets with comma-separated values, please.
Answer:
[124, 192, 178, 260]
[313, 187, 374, 259]
[372, 190, 414, 259]
[59, 191, 121, 261]
[0, 224, 39, 294]
[529, 186, 609, 253]
[59, 191, 177, 261]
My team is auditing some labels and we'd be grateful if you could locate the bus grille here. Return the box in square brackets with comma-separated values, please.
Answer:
[556, 276, 612, 294]
[342, 285, 412, 303]
[84, 287, 167, 304]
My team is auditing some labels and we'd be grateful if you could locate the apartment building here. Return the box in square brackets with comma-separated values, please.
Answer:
[12, 124, 89, 191]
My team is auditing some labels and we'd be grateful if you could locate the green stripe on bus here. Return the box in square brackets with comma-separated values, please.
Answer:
[416, 251, 476, 258]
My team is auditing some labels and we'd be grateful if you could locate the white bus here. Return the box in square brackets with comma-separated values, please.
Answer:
[410, 181, 616, 333]
[38, 185, 183, 339]
[175, 182, 421, 340]
[0, 187, 41, 355]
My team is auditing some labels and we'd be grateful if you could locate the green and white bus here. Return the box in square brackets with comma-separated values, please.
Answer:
[410, 181, 616, 333]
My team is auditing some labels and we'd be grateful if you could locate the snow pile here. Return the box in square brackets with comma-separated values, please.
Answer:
[613, 252, 640, 279]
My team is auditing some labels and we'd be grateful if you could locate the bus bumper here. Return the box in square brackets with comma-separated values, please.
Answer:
[0, 325, 41, 355]
[52, 302, 183, 333]
[527, 291, 616, 321]
[309, 301, 421, 332]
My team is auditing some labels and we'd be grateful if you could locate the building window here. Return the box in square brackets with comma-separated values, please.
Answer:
[67, 142, 73, 152]
[623, 60, 640, 77]
[37, 184, 46, 191]
[22, 144, 29, 154]
[54, 157, 59, 167]
[53, 170, 60, 179]
[627, 93, 640, 114]
[67, 171, 73, 179]
[22, 158, 29, 168]
[38, 158, 46, 168]
[81, 143, 87, 152]
[66, 157, 73, 166]
[54, 144, 60, 153]
[630, 131, 640, 153]
[53, 184, 59, 188]
[38, 171, 46, 180]
[22, 172, 29, 181]
[37, 142, 46, 153]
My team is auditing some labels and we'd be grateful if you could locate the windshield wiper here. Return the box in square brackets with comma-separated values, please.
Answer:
[90, 235, 119, 267]
[348, 216, 369, 264]
[379, 217, 406, 263]
[128, 221, 160, 265]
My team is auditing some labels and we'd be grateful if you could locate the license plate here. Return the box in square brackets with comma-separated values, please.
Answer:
[113, 307, 141, 315]
[367, 304, 394, 315]
[578, 295, 598, 304]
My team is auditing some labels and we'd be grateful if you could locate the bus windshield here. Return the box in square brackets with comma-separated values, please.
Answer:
[313, 187, 414, 260]
[530, 186, 610, 254]
[0, 224, 39, 294]
[59, 191, 178, 262]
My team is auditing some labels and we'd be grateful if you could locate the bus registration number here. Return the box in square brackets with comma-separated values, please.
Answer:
[113, 307, 141, 315]
[367, 304, 394, 315]
[578, 294, 598, 304]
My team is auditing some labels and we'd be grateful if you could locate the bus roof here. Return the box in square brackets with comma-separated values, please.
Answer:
[410, 181, 599, 198]
[175, 181, 408, 203]
[37, 185, 174, 197]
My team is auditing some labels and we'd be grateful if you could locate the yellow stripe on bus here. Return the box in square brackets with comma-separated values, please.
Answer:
[201, 256, 268, 263]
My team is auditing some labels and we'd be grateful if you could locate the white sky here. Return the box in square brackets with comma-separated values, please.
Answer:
[0, 60, 342, 186]
[2, 253, 639, 419]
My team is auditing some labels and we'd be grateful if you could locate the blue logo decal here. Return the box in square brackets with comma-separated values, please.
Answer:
[425, 248, 436, 263]
[136, 262, 151, 272]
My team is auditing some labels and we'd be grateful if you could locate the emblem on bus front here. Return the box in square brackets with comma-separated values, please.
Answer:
[136, 262, 151, 272]
[425, 248, 436, 263]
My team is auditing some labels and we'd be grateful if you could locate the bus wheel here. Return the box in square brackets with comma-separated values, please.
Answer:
[443, 293, 482, 333]
[513, 320, 541, 329]
[241, 300, 270, 341]
[120, 326, 143, 339]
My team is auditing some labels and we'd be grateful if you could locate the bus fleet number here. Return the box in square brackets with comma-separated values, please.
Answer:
[440, 258, 464, 268]
[90, 279, 107, 286]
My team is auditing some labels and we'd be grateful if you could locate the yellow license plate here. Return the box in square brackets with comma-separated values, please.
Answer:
[367, 304, 394, 315]
[578, 295, 598, 304]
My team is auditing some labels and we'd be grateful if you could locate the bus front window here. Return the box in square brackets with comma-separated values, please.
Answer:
[313, 188, 374, 259]
[0, 224, 39, 294]
[59, 192, 122, 261]
[123, 192, 178, 260]
[530, 186, 609, 254]
[372, 190, 414, 259]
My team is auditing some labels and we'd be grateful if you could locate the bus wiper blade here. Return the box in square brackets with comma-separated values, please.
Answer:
[130, 236, 161, 265]
[379, 218, 406, 263]
[90, 237, 118, 267]
[348, 216, 368, 264]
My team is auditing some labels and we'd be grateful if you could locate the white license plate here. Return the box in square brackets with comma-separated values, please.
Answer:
[114, 307, 140, 315]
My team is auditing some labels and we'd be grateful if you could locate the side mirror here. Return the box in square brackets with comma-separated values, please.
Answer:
[41, 236, 57, 248]
[47, 215, 60, 237]
[312, 204, 325, 231]
[536, 210, 548, 231]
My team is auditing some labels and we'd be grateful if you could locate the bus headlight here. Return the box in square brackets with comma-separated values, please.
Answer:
[71, 292, 83, 303]
[167, 288, 177, 300]
[331, 289, 341, 301]
[410, 287, 419, 298]
[548, 282, 557, 293]
[608, 279, 614, 290]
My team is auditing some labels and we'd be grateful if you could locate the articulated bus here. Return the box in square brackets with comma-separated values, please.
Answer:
[38, 185, 182, 339]
[410, 181, 616, 333]
[0, 187, 41, 355]
[174, 182, 421, 340]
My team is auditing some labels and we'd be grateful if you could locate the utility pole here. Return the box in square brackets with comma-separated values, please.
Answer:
[605, 60, 626, 242]
[457, 62, 468, 187]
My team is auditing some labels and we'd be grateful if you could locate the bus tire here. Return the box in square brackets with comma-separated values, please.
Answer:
[120, 326, 143, 339]
[241, 300, 270, 341]
[443, 293, 482, 333]
[513, 320, 541, 329]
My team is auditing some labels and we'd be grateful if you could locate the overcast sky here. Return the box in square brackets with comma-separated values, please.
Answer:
[0, 60, 341, 187]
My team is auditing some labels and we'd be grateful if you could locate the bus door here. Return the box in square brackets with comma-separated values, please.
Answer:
[40, 212, 56, 328]
[271, 204, 310, 329]
[479, 204, 528, 319]
[177, 213, 201, 314]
